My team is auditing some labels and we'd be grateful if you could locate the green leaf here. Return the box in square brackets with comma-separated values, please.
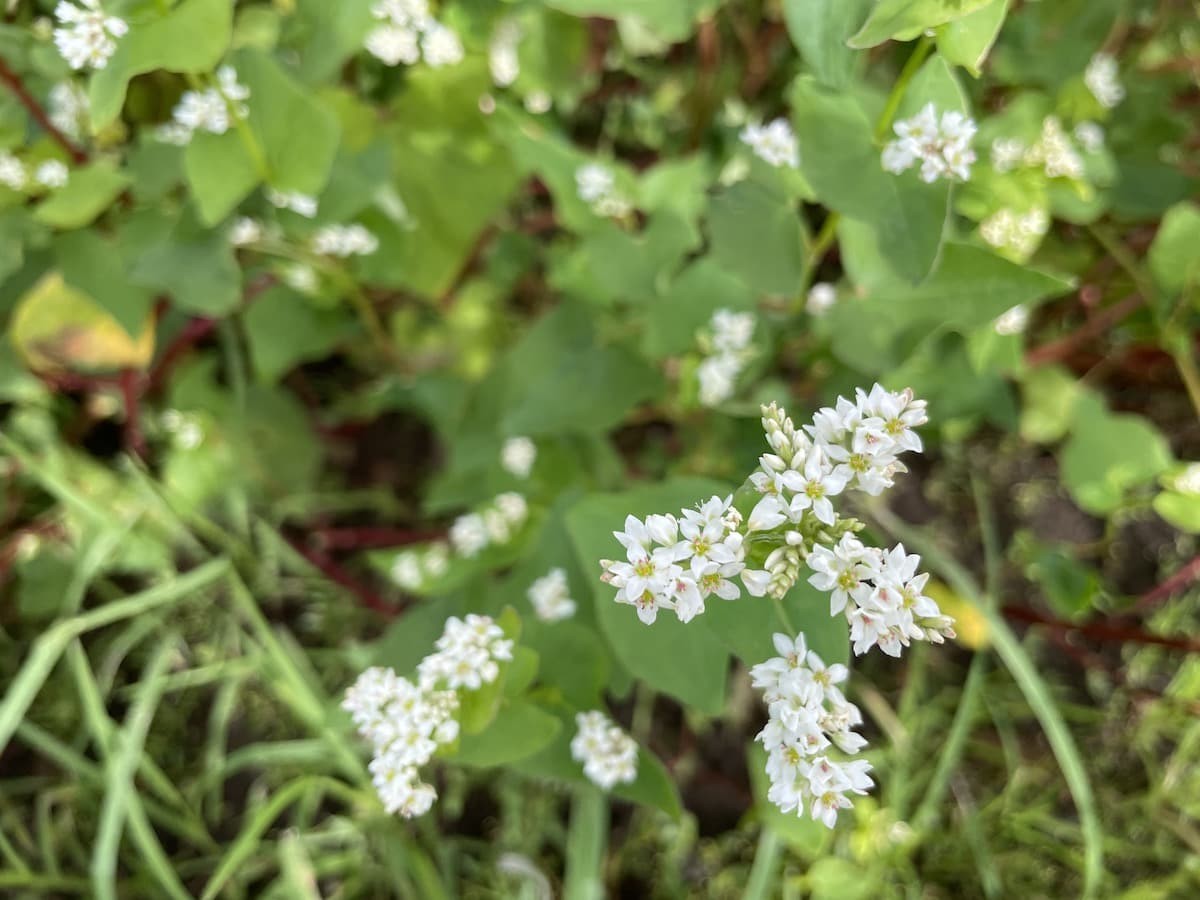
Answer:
[641, 259, 756, 359]
[183, 131, 261, 226]
[1060, 396, 1173, 514]
[453, 700, 561, 768]
[849, 0, 994, 48]
[500, 304, 664, 436]
[706, 180, 805, 296]
[1153, 490, 1200, 534]
[937, 0, 1009, 76]
[55, 231, 156, 338]
[782, 0, 872, 88]
[88, 0, 234, 129]
[1148, 202, 1200, 297]
[1019, 366, 1085, 444]
[826, 242, 1071, 370]
[33, 162, 130, 230]
[544, 0, 704, 43]
[130, 216, 242, 316]
[527, 621, 610, 708]
[791, 78, 948, 283]
[244, 287, 358, 382]
[566, 479, 733, 715]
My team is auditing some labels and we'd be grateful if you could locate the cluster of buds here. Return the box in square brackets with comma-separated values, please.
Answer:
[697, 308, 757, 407]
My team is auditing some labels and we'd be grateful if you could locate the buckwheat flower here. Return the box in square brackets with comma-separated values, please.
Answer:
[575, 163, 631, 218]
[571, 711, 638, 790]
[228, 216, 263, 247]
[419, 614, 513, 691]
[311, 223, 379, 257]
[53, 0, 127, 71]
[365, 23, 422, 65]
[155, 122, 193, 146]
[449, 513, 488, 558]
[34, 160, 69, 189]
[1175, 464, 1200, 495]
[0, 154, 27, 191]
[501, 436, 537, 479]
[422, 23, 464, 67]
[494, 492, 528, 526]
[994, 304, 1030, 336]
[424, 542, 450, 577]
[697, 352, 741, 407]
[390, 551, 424, 590]
[990, 137, 1025, 173]
[711, 308, 755, 353]
[782, 449, 849, 527]
[740, 118, 799, 169]
[1084, 52, 1124, 108]
[283, 264, 318, 293]
[807, 282, 837, 316]
[489, 20, 522, 87]
[883, 103, 976, 183]
[807, 534, 876, 616]
[1073, 121, 1104, 154]
[528, 568, 576, 622]
[524, 90, 553, 114]
[48, 82, 89, 139]
[268, 189, 319, 218]
[1024, 116, 1084, 179]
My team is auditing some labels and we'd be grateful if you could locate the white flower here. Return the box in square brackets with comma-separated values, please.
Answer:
[0, 154, 27, 191]
[740, 118, 799, 169]
[1023, 116, 1083, 180]
[34, 160, 69, 189]
[575, 163, 631, 218]
[228, 217, 263, 247]
[268, 189, 319, 218]
[422, 24, 464, 67]
[753, 631, 872, 828]
[53, 0, 127, 71]
[807, 534, 876, 616]
[494, 492, 528, 525]
[48, 82, 89, 139]
[882, 103, 977, 183]
[806, 283, 837, 316]
[993, 304, 1030, 336]
[990, 137, 1025, 173]
[365, 24, 421, 65]
[697, 352, 741, 407]
[390, 551, 424, 590]
[449, 513, 488, 558]
[282, 264, 318, 293]
[980, 207, 1049, 258]
[418, 613, 513, 691]
[489, 20, 522, 87]
[571, 711, 638, 790]
[501, 436, 537, 479]
[782, 449, 849, 527]
[1073, 121, 1104, 154]
[524, 90, 552, 114]
[697, 308, 756, 407]
[166, 67, 250, 144]
[528, 568, 576, 622]
[1084, 53, 1124, 108]
[710, 308, 755, 353]
[1175, 464, 1200, 495]
[312, 224, 379, 257]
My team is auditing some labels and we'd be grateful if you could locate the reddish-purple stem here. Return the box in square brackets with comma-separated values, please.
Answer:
[0, 57, 88, 163]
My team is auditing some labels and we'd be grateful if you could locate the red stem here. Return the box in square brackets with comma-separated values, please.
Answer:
[284, 534, 403, 618]
[1025, 293, 1144, 367]
[312, 527, 444, 550]
[1002, 605, 1200, 653]
[0, 57, 88, 163]
[1136, 553, 1200, 612]
[119, 369, 147, 459]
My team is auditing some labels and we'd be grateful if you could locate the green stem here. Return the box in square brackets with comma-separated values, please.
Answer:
[873, 37, 934, 142]
[563, 788, 608, 900]
[771, 596, 797, 634]
[743, 826, 783, 900]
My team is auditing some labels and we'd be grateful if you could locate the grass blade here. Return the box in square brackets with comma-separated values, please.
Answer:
[563, 786, 607, 900]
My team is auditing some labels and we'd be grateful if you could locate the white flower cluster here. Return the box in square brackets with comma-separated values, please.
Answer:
[571, 711, 638, 790]
[740, 118, 799, 169]
[528, 567, 576, 622]
[809, 535, 954, 657]
[0, 154, 26, 191]
[449, 492, 529, 559]
[268, 189, 319, 218]
[343, 614, 513, 818]
[158, 66, 250, 145]
[882, 103, 976, 183]
[993, 304, 1030, 336]
[390, 542, 450, 591]
[53, 0, 127, 71]
[48, 82, 89, 139]
[501, 436, 537, 479]
[806, 282, 837, 317]
[697, 308, 756, 407]
[311, 224, 379, 257]
[364, 0, 463, 68]
[979, 207, 1049, 258]
[601, 496, 771, 625]
[1174, 464, 1200, 496]
[1073, 121, 1105, 154]
[1023, 116, 1084, 179]
[489, 19, 522, 87]
[751, 632, 872, 828]
[35, 160, 69, 189]
[1084, 52, 1124, 109]
[229, 216, 264, 247]
[575, 164, 631, 219]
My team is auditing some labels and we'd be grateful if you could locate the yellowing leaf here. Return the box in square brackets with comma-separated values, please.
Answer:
[10, 274, 154, 373]
[926, 580, 989, 649]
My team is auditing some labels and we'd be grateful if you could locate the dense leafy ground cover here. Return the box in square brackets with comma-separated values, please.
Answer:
[1, 0, 1199, 897]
